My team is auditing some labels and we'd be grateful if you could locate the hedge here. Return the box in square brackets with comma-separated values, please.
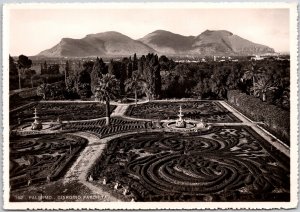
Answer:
[227, 90, 290, 145]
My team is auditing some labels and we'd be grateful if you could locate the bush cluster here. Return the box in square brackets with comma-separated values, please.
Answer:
[227, 90, 290, 144]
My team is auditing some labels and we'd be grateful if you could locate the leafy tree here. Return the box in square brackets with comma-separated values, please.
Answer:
[143, 54, 161, 99]
[94, 73, 119, 125]
[133, 53, 138, 71]
[138, 55, 146, 76]
[65, 74, 78, 97]
[108, 59, 128, 96]
[82, 61, 94, 73]
[9, 55, 18, 76]
[91, 57, 107, 94]
[191, 80, 205, 99]
[17, 55, 32, 89]
[126, 61, 133, 79]
[76, 69, 92, 99]
[9, 56, 19, 90]
[65, 60, 70, 85]
[41, 61, 48, 74]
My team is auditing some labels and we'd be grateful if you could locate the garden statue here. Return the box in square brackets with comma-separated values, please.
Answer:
[27, 179, 31, 186]
[56, 116, 62, 124]
[197, 118, 207, 129]
[123, 187, 129, 195]
[102, 178, 107, 185]
[114, 182, 119, 190]
[88, 175, 93, 182]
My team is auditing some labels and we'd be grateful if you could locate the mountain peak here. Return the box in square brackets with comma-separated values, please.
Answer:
[38, 30, 274, 57]
[200, 30, 233, 36]
[87, 31, 125, 36]
[151, 30, 175, 35]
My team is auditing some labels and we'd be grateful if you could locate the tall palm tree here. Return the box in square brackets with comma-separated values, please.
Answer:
[94, 73, 119, 125]
[251, 74, 278, 102]
[125, 72, 147, 106]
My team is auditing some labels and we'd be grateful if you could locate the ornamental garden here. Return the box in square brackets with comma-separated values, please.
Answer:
[9, 100, 290, 202]
[9, 54, 290, 202]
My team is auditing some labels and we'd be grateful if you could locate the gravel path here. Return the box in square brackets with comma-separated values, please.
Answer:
[64, 132, 119, 201]
[111, 104, 129, 116]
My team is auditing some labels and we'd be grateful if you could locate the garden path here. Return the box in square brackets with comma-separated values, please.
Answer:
[111, 104, 129, 116]
[63, 132, 119, 201]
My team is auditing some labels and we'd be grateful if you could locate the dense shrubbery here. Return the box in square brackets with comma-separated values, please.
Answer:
[10, 54, 290, 112]
[227, 90, 289, 144]
[40, 61, 60, 75]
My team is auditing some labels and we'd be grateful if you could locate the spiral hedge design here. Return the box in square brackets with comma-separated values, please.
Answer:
[125, 101, 241, 123]
[10, 134, 88, 189]
[91, 127, 289, 201]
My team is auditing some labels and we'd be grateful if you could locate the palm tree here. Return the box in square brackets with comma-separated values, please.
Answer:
[251, 74, 278, 102]
[241, 62, 260, 95]
[36, 83, 48, 100]
[94, 73, 119, 125]
[125, 72, 147, 106]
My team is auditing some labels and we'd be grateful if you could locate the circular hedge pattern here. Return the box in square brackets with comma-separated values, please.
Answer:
[91, 127, 289, 201]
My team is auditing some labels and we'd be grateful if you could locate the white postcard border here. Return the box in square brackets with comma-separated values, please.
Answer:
[2, 2, 298, 210]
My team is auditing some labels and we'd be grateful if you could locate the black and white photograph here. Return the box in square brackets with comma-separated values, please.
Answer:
[2, 2, 298, 210]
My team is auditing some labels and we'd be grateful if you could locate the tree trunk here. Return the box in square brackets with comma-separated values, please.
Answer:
[18, 69, 22, 90]
[31, 77, 33, 88]
[252, 75, 255, 95]
[65, 70, 67, 86]
[134, 89, 137, 106]
[105, 98, 110, 126]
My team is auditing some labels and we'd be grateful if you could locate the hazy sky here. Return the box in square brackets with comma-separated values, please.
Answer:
[7, 5, 290, 56]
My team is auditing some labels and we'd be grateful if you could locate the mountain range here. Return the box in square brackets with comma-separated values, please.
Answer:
[38, 30, 275, 57]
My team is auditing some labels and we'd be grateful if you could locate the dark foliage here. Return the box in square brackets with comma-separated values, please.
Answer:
[228, 90, 289, 144]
